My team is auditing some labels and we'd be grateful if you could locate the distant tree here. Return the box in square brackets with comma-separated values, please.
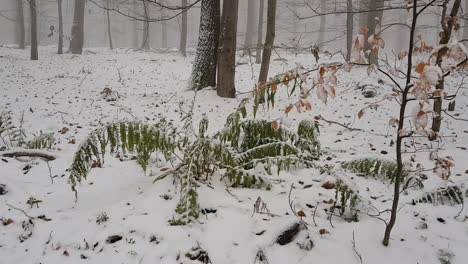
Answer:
[367, 0, 384, 65]
[217, 0, 239, 98]
[255, 0, 264, 64]
[57, 0, 64, 54]
[69, 0, 86, 54]
[190, 0, 220, 90]
[141, 0, 150, 50]
[161, 0, 168, 48]
[258, 0, 276, 83]
[16, 0, 25, 49]
[318, 0, 326, 45]
[29, 0, 38, 60]
[106, 0, 113, 50]
[244, 0, 255, 50]
[346, 0, 353, 61]
[430, 0, 462, 138]
[132, 0, 138, 48]
[179, 0, 188, 56]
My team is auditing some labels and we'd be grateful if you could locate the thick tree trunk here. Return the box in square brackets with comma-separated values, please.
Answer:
[346, 0, 353, 61]
[69, 0, 86, 54]
[431, 0, 462, 138]
[257, 0, 276, 83]
[29, 0, 38, 60]
[16, 0, 26, 49]
[255, 0, 264, 64]
[180, 0, 188, 56]
[217, 0, 239, 98]
[190, 0, 220, 90]
[106, 0, 113, 50]
[141, 0, 150, 50]
[57, 0, 64, 54]
[318, 0, 326, 45]
[244, 0, 255, 49]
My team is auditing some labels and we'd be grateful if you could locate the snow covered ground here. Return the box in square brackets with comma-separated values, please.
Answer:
[1, 46, 467, 264]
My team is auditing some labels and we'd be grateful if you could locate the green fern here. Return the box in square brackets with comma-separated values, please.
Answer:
[68, 100, 322, 225]
[342, 158, 408, 183]
[412, 185, 465, 206]
[333, 180, 360, 222]
[69, 121, 177, 195]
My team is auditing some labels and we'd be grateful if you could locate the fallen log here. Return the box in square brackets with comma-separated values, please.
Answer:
[0, 150, 56, 161]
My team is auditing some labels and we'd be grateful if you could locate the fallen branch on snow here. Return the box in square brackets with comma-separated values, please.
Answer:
[0, 150, 57, 161]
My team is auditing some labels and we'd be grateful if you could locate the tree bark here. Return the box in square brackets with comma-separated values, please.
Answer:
[430, 0, 462, 138]
[16, 0, 26, 49]
[346, 0, 353, 61]
[257, 0, 276, 83]
[244, 0, 255, 49]
[29, 0, 38, 60]
[318, 0, 326, 45]
[57, 0, 64, 54]
[190, 0, 220, 90]
[255, 0, 264, 64]
[106, 0, 113, 50]
[367, 0, 384, 65]
[217, 0, 239, 98]
[180, 0, 188, 56]
[141, 0, 150, 50]
[69, 0, 86, 54]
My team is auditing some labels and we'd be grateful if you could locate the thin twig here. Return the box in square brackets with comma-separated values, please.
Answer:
[6, 203, 33, 219]
[352, 231, 364, 264]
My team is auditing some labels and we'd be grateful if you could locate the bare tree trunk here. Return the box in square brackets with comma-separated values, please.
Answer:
[255, 0, 264, 64]
[367, 0, 384, 65]
[180, 0, 188, 56]
[346, 0, 353, 61]
[318, 0, 326, 45]
[141, 0, 150, 50]
[161, 1, 168, 48]
[358, 0, 369, 29]
[132, 0, 138, 48]
[57, 0, 64, 54]
[217, 0, 239, 98]
[244, 0, 255, 49]
[464, 0, 468, 48]
[430, 0, 462, 138]
[29, 0, 38, 60]
[69, 0, 85, 54]
[257, 0, 276, 83]
[106, 0, 113, 50]
[16, 0, 26, 49]
[190, 0, 220, 90]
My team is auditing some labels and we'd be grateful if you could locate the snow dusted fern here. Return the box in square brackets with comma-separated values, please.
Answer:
[68, 100, 321, 225]
[342, 158, 408, 183]
[412, 185, 466, 206]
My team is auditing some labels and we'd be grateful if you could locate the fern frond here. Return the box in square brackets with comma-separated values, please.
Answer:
[26, 132, 55, 149]
[69, 121, 177, 195]
[342, 158, 408, 183]
[412, 185, 465, 206]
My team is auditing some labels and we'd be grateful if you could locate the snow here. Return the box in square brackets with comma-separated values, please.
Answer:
[1, 46, 468, 264]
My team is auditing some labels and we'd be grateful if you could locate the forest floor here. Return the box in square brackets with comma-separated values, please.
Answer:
[1, 46, 468, 264]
